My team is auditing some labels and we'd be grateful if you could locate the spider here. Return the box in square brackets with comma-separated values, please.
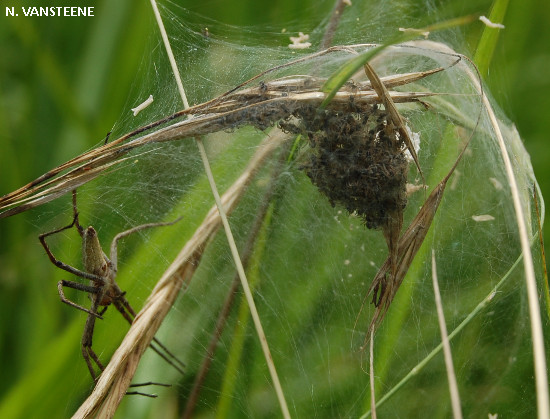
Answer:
[39, 190, 184, 388]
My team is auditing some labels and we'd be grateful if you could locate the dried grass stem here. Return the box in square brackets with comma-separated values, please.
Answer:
[72, 130, 288, 418]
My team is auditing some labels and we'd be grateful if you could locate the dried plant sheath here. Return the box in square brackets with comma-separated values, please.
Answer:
[366, 140, 469, 343]
[360, 61, 424, 317]
[0, 49, 446, 219]
[72, 130, 287, 419]
[363, 63, 422, 178]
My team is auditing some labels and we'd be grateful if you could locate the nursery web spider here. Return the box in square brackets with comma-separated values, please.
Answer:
[39, 190, 184, 391]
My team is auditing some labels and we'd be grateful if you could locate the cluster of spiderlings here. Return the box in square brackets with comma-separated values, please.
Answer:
[282, 104, 409, 230]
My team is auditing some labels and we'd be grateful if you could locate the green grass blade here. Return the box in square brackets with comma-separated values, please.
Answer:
[474, 0, 509, 78]
[320, 15, 476, 107]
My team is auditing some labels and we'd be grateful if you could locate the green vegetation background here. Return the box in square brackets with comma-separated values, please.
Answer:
[0, 0, 548, 418]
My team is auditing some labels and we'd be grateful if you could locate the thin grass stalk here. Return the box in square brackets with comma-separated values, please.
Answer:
[182, 142, 291, 418]
[431, 250, 462, 419]
[533, 187, 550, 318]
[472, 8, 549, 411]
[482, 86, 549, 419]
[359, 248, 526, 418]
[369, 333, 377, 419]
[195, 138, 292, 419]
[71, 130, 288, 418]
[149, 2, 291, 416]
[361, 40, 549, 419]
[321, 0, 350, 49]
[454, 40, 549, 418]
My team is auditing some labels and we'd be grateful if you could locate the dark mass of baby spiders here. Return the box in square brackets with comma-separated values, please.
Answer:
[279, 97, 472, 344]
[282, 103, 408, 231]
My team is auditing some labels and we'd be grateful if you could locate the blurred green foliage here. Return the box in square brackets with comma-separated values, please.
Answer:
[0, 0, 548, 418]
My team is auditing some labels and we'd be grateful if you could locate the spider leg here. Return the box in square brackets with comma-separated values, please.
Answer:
[39, 231, 105, 284]
[126, 382, 171, 398]
[82, 344, 104, 382]
[148, 339, 186, 375]
[105, 215, 187, 373]
[57, 280, 103, 318]
[109, 216, 183, 271]
[112, 294, 135, 324]
[81, 291, 107, 381]
[113, 297, 186, 375]
[39, 191, 103, 283]
[71, 189, 84, 237]
[129, 381, 171, 389]
[125, 390, 158, 398]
